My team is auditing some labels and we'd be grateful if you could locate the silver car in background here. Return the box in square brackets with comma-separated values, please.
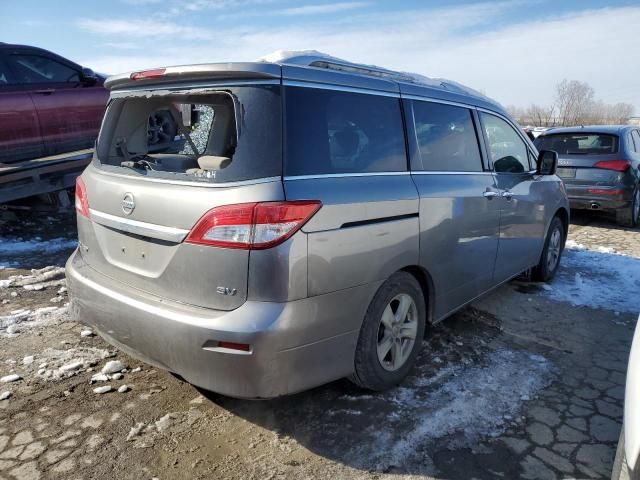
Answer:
[535, 126, 640, 227]
[66, 53, 569, 398]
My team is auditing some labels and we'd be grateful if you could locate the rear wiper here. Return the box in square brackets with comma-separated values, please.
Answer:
[120, 157, 156, 171]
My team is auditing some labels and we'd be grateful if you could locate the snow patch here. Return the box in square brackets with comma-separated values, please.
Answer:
[544, 244, 640, 313]
[93, 385, 112, 394]
[35, 347, 112, 381]
[0, 374, 22, 383]
[101, 360, 126, 375]
[0, 391, 11, 400]
[347, 349, 551, 471]
[1, 305, 69, 335]
[0, 238, 77, 268]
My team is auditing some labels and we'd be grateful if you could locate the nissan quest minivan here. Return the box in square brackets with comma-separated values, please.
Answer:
[66, 52, 569, 398]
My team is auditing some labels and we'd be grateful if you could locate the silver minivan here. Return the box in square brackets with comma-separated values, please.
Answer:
[66, 53, 569, 398]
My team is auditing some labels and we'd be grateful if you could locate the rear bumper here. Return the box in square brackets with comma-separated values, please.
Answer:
[565, 184, 633, 211]
[66, 250, 372, 398]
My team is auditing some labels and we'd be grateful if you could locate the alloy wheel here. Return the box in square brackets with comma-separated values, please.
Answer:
[377, 293, 418, 372]
[546, 227, 562, 271]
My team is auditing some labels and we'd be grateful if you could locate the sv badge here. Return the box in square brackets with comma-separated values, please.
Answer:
[216, 286, 237, 296]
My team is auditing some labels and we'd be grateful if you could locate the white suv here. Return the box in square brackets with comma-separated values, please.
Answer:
[613, 317, 640, 479]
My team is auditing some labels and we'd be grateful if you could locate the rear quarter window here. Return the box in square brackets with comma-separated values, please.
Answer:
[284, 87, 407, 176]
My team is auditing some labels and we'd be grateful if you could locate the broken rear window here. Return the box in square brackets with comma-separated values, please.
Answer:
[95, 85, 281, 183]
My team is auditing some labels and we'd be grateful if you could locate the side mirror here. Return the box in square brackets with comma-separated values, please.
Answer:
[81, 67, 98, 86]
[536, 149, 558, 176]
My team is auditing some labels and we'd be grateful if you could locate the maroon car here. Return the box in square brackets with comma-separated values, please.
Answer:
[0, 43, 108, 164]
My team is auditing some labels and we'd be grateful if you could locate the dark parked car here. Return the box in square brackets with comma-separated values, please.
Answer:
[0, 43, 109, 164]
[534, 126, 640, 227]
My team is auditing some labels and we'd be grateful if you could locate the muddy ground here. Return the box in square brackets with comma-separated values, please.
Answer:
[0, 209, 638, 480]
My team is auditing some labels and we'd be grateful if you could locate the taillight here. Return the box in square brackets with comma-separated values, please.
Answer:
[130, 68, 166, 80]
[594, 160, 631, 172]
[185, 201, 322, 250]
[75, 177, 90, 218]
[587, 188, 624, 195]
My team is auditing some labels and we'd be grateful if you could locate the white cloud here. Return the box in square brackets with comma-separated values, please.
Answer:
[77, 18, 214, 40]
[279, 2, 370, 16]
[80, 3, 640, 113]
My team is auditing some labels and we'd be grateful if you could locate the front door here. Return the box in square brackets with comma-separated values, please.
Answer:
[479, 112, 545, 283]
[406, 99, 501, 321]
[6, 52, 106, 156]
[0, 56, 44, 164]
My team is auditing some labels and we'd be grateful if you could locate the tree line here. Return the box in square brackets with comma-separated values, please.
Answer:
[507, 79, 635, 127]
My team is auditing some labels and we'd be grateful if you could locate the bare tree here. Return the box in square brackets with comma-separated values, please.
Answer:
[507, 79, 634, 127]
[526, 104, 556, 127]
[555, 79, 595, 126]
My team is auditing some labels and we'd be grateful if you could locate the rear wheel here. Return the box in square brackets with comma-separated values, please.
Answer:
[616, 187, 640, 228]
[532, 216, 564, 282]
[350, 272, 426, 391]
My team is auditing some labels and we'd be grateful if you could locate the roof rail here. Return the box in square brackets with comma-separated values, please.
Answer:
[264, 51, 423, 84]
[308, 59, 416, 83]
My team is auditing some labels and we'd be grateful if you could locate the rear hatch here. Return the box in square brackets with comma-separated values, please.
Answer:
[76, 80, 283, 311]
[534, 132, 625, 186]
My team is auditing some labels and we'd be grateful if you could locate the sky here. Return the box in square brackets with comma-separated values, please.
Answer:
[2, 0, 639, 113]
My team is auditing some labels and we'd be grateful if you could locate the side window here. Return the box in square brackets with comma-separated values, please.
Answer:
[480, 113, 529, 174]
[411, 101, 483, 172]
[0, 58, 15, 86]
[7, 54, 80, 84]
[284, 87, 406, 176]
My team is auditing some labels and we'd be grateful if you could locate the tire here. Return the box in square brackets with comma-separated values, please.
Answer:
[350, 272, 426, 391]
[532, 216, 565, 282]
[616, 187, 640, 228]
[612, 427, 632, 480]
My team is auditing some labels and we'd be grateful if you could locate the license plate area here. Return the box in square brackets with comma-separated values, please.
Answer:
[556, 167, 576, 178]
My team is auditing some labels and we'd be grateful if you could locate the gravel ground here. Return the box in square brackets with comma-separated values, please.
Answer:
[0, 208, 638, 479]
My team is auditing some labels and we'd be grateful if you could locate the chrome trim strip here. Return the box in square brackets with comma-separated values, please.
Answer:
[283, 171, 410, 180]
[410, 171, 494, 176]
[401, 94, 476, 110]
[94, 167, 281, 188]
[283, 80, 400, 98]
[90, 209, 190, 243]
[111, 79, 280, 96]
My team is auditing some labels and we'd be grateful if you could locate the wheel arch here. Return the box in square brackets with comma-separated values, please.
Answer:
[400, 265, 435, 325]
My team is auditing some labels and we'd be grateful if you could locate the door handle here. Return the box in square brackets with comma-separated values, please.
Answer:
[483, 191, 499, 199]
[501, 191, 514, 200]
[34, 89, 55, 95]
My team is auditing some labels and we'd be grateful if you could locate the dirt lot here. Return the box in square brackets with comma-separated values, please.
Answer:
[0, 209, 638, 480]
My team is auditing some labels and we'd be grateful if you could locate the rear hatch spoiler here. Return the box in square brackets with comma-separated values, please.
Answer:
[104, 62, 282, 91]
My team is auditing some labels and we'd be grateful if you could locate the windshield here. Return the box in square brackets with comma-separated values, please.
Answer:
[534, 133, 618, 155]
[95, 85, 281, 183]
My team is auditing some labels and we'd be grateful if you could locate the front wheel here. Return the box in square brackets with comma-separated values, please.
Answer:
[532, 216, 565, 282]
[350, 272, 426, 391]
